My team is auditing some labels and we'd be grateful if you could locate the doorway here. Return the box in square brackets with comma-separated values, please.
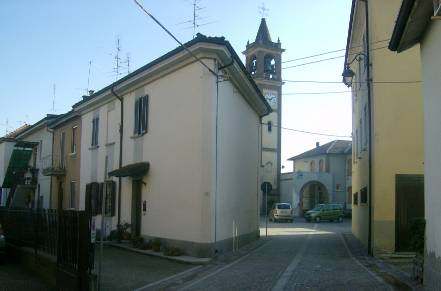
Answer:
[395, 174, 424, 252]
[131, 179, 142, 237]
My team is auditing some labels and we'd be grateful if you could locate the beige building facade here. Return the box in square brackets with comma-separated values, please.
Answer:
[344, 0, 424, 255]
[389, 0, 441, 287]
[44, 112, 82, 210]
[74, 35, 270, 257]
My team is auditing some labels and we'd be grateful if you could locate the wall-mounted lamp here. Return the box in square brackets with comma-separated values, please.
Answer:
[341, 52, 368, 88]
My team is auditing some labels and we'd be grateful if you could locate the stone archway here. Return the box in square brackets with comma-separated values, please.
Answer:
[299, 181, 329, 215]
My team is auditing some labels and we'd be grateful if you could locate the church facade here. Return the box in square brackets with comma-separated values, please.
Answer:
[244, 18, 284, 209]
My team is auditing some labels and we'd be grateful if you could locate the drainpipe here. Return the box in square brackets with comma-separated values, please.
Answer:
[111, 87, 124, 228]
[363, 0, 374, 256]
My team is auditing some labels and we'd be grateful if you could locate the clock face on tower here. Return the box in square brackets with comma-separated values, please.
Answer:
[264, 91, 278, 108]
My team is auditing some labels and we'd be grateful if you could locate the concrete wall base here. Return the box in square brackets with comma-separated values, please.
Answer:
[424, 251, 441, 289]
[142, 230, 260, 258]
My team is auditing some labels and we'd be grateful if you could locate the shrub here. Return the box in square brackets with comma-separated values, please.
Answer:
[164, 246, 184, 257]
[409, 218, 425, 255]
[152, 238, 161, 252]
[140, 240, 152, 250]
[131, 236, 144, 249]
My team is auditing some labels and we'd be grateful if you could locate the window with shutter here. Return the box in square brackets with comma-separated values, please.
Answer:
[134, 95, 149, 135]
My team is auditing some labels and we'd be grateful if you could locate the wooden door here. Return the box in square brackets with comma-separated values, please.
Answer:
[131, 180, 142, 237]
[395, 174, 424, 252]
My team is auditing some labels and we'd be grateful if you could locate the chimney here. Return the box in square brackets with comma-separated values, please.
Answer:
[316, 142, 320, 148]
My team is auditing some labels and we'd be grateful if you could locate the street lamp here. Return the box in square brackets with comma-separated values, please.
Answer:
[341, 52, 368, 87]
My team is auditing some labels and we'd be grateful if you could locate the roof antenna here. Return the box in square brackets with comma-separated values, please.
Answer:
[52, 83, 56, 113]
[176, 0, 217, 38]
[87, 60, 92, 93]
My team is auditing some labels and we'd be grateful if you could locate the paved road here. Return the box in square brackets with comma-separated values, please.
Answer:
[0, 261, 53, 291]
[151, 219, 393, 291]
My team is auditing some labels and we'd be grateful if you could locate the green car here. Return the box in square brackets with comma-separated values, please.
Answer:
[304, 203, 344, 223]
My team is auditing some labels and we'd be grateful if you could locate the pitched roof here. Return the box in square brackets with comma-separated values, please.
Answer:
[288, 140, 352, 161]
[388, 0, 433, 52]
[15, 114, 60, 138]
[0, 124, 31, 141]
[73, 33, 271, 116]
[255, 18, 272, 43]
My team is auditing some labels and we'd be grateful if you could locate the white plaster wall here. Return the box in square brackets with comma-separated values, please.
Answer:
[215, 78, 260, 243]
[421, 20, 441, 259]
[119, 61, 214, 244]
[0, 141, 15, 205]
[79, 100, 120, 214]
[20, 126, 53, 208]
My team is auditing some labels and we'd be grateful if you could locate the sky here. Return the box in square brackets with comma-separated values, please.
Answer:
[0, 0, 352, 172]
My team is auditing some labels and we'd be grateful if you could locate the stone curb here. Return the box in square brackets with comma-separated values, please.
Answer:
[342, 233, 424, 290]
[105, 242, 212, 265]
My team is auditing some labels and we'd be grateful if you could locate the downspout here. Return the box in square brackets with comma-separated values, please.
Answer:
[214, 58, 234, 253]
[111, 87, 124, 228]
[363, 0, 374, 256]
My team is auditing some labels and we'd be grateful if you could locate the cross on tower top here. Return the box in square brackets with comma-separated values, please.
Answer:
[258, 3, 269, 18]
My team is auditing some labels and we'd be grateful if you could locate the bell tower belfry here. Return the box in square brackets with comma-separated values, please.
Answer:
[244, 18, 284, 208]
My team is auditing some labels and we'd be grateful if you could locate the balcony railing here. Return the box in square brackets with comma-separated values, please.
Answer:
[42, 154, 66, 176]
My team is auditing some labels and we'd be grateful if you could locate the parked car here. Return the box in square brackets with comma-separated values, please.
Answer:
[269, 203, 293, 222]
[304, 203, 344, 223]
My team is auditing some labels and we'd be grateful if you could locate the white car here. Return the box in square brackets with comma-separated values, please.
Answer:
[269, 203, 294, 223]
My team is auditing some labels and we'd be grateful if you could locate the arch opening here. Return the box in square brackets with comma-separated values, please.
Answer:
[299, 181, 329, 215]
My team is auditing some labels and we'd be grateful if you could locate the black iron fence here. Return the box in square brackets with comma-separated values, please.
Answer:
[0, 207, 94, 289]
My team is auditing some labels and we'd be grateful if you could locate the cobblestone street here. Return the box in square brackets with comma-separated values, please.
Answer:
[147, 219, 396, 291]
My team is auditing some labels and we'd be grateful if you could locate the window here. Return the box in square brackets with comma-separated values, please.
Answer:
[353, 192, 358, 205]
[249, 55, 257, 75]
[71, 126, 77, 154]
[360, 187, 368, 204]
[70, 181, 76, 209]
[310, 160, 316, 172]
[134, 95, 149, 135]
[91, 117, 99, 146]
[318, 159, 324, 172]
[60, 132, 66, 167]
[347, 187, 352, 204]
[336, 184, 341, 191]
[38, 140, 43, 161]
[267, 121, 272, 132]
[264, 54, 276, 80]
[276, 203, 291, 210]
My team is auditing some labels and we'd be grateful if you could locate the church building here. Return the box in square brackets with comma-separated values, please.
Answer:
[244, 18, 284, 209]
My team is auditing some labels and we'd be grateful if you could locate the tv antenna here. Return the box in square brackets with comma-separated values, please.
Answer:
[87, 60, 92, 93]
[52, 84, 56, 113]
[177, 0, 217, 38]
[113, 36, 122, 81]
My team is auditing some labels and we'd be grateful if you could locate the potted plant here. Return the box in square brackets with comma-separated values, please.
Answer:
[410, 218, 425, 284]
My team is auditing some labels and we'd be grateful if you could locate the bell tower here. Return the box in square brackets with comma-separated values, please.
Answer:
[244, 18, 284, 208]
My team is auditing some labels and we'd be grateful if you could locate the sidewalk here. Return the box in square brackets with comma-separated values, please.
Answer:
[342, 232, 424, 290]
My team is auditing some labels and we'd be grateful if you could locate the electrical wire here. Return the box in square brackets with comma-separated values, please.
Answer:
[282, 39, 390, 64]
[282, 45, 389, 70]
[133, 0, 217, 77]
[283, 91, 351, 95]
[282, 80, 422, 84]
[262, 123, 351, 138]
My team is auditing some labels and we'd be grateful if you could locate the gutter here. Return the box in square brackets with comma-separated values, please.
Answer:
[389, 0, 416, 51]
[110, 86, 124, 228]
[364, 0, 374, 256]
